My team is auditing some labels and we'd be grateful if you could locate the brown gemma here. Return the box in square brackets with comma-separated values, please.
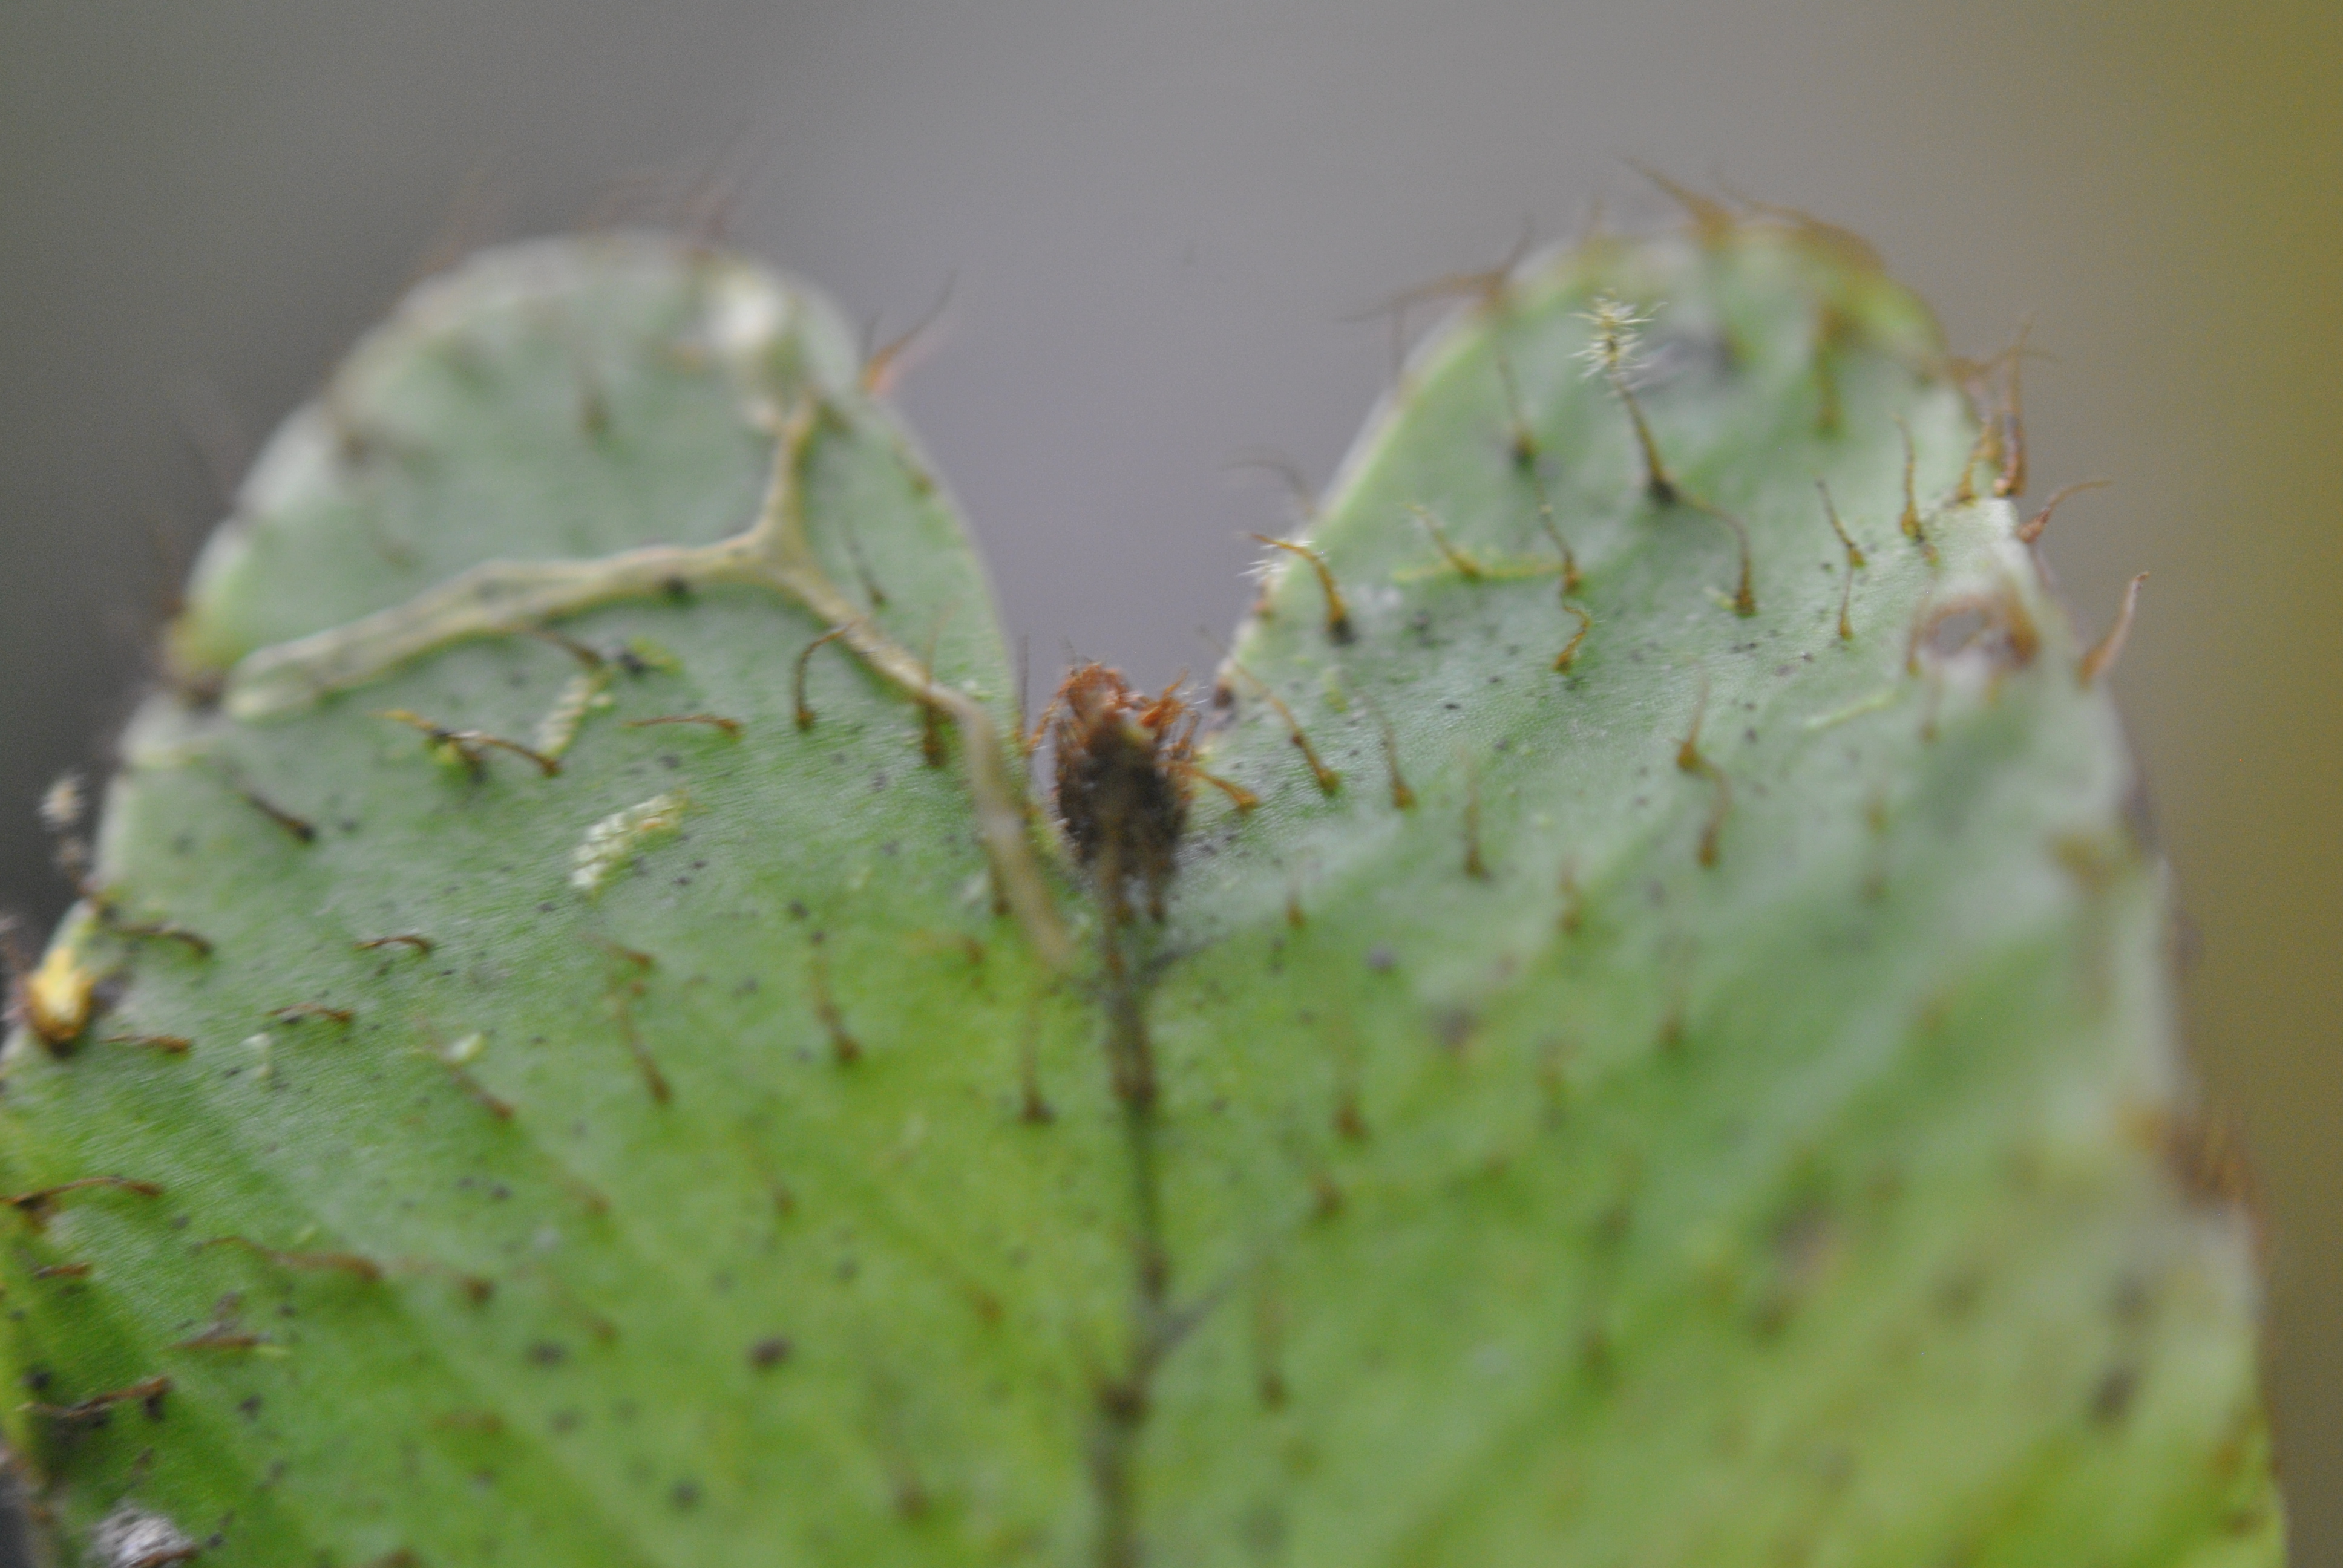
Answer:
[1043, 664, 1196, 922]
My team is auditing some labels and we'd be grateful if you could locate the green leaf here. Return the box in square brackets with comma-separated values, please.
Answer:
[0, 223, 2281, 1567]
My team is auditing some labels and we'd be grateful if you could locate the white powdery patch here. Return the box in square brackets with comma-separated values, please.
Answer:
[702, 264, 785, 364]
[533, 667, 614, 758]
[91, 1503, 196, 1567]
[569, 791, 691, 899]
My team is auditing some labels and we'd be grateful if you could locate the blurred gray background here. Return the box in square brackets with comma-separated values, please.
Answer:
[2, 1, 2335, 1557]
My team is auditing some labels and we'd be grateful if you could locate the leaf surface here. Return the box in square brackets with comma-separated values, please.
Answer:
[0, 226, 2281, 1567]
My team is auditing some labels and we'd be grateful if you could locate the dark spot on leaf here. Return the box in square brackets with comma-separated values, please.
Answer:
[670, 1480, 701, 1509]
[748, 1336, 792, 1369]
[1365, 945, 1395, 973]
[526, 1341, 568, 1366]
[2091, 1365, 2140, 1426]
[1242, 1504, 1288, 1555]
[1312, 1175, 1343, 1218]
[2160, 1114, 2258, 1210]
